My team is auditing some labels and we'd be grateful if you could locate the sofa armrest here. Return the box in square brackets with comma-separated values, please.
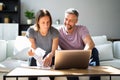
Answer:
[113, 41, 120, 59]
[0, 40, 6, 62]
[6, 40, 15, 58]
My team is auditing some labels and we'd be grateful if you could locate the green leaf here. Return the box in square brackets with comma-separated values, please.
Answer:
[24, 10, 35, 19]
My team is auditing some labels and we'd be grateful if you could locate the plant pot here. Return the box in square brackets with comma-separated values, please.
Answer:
[27, 19, 32, 24]
[4, 17, 10, 23]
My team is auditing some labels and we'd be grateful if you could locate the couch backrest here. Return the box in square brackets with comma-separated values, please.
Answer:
[1, 35, 118, 62]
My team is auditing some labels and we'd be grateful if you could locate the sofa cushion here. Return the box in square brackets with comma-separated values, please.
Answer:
[0, 58, 28, 70]
[96, 43, 114, 61]
[100, 59, 120, 69]
[13, 36, 31, 60]
[92, 35, 108, 46]
[0, 40, 6, 62]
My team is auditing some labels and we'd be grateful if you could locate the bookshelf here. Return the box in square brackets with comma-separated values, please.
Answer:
[0, 0, 20, 23]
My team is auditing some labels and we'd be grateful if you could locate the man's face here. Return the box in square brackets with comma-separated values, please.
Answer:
[64, 13, 78, 30]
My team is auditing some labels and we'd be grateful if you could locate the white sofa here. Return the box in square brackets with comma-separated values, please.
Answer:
[0, 35, 120, 80]
[92, 35, 120, 69]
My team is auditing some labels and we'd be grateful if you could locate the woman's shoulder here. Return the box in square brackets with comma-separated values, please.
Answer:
[50, 26, 59, 32]
[50, 26, 59, 36]
[27, 24, 36, 33]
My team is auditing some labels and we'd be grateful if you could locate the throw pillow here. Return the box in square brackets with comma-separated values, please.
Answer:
[13, 47, 30, 60]
[92, 35, 108, 45]
[13, 36, 31, 60]
[96, 43, 114, 61]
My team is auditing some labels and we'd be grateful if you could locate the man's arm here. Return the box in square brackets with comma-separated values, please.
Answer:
[83, 35, 95, 50]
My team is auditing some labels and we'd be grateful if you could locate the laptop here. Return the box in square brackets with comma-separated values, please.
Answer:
[54, 50, 91, 70]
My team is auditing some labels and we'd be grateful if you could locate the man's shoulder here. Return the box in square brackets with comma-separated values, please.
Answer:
[76, 25, 87, 30]
[76, 24, 86, 28]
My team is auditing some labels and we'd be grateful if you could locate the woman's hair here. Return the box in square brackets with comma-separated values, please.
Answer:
[34, 9, 52, 31]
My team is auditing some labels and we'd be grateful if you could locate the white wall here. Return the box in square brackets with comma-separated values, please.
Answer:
[21, 0, 120, 39]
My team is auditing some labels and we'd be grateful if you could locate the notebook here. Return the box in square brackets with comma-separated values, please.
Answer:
[54, 50, 91, 70]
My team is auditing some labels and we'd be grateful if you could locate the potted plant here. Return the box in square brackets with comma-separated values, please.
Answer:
[24, 10, 35, 24]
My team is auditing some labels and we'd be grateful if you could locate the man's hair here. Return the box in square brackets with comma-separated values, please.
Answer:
[65, 8, 79, 17]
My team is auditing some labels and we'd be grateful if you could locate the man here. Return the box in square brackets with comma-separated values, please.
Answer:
[58, 8, 100, 80]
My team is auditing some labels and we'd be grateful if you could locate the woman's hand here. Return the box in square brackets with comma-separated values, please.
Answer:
[28, 48, 35, 56]
[42, 37, 58, 67]
[43, 53, 53, 67]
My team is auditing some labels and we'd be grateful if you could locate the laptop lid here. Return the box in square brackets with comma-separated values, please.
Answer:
[54, 50, 91, 70]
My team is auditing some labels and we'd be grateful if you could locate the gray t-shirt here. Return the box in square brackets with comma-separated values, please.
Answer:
[26, 25, 59, 57]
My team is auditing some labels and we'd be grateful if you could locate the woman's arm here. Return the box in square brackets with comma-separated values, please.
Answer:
[50, 37, 59, 57]
[28, 38, 36, 56]
[43, 37, 59, 67]
[29, 38, 36, 49]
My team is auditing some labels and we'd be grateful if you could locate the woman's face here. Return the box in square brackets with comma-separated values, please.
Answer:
[38, 15, 51, 31]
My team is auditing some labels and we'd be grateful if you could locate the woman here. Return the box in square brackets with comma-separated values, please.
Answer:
[26, 9, 59, 80]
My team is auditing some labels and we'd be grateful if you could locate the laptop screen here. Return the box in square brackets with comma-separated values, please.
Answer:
[54, 50, 91, 70]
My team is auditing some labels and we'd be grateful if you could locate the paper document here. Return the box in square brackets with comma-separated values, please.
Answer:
[33, 48, 46, 67]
